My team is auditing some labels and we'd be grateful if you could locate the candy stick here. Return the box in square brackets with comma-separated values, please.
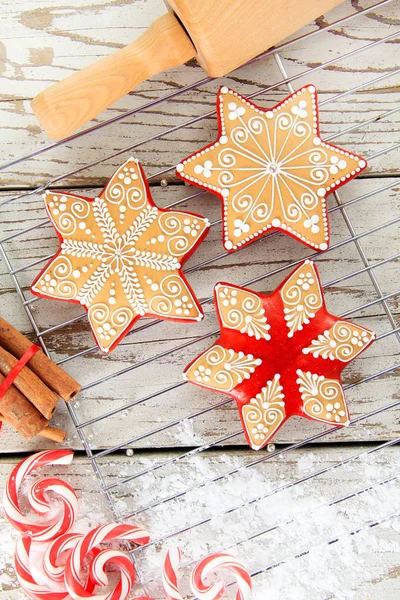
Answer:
[65, 523, 150, 600]
[3, 450, 78, 541]
[163, 547, 183, 600]
[190, 553, 252, 600]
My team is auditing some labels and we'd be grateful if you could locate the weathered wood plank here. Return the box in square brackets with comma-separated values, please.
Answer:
[0, 0, 399, 187]
[0, 178, 398, 452]
[0, 1, 399, 598]
[0, 447, 399, 599]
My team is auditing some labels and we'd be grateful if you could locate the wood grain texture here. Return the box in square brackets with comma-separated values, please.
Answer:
[0, 177, 398, 452]
[0, 0, 399, 187]
[168, 0, 345, 76]
[0, 448, 399, 599]
[32, 12, 196, 139]
[0, 2, 399, 597]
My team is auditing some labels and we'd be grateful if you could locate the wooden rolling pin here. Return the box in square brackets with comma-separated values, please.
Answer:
[32, 0, 344, 139]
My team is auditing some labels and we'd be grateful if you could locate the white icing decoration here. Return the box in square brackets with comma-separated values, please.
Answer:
[177, 87, 366, 252]
[296, 369, 349, 425]
[33, 160, 209, 352]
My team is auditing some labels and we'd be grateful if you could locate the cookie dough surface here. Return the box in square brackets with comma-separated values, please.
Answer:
[177, 86, 367, 252]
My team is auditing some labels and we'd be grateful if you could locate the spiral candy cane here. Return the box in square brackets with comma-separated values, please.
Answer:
[64, 523, 150, 600]
[44, 532, 85, 584]
[15, 535, 69, 600]
[4, 450, 78, 542]
[191, 553, 252, 600]
[162, 547, 183, 600]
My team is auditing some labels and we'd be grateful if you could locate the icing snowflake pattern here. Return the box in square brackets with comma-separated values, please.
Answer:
[281, 260, 323, 337]
[177, 85, 367, 252]
[31, 158, 210, 353]
[216, 284, 271, 341]
[242, 374, 286, 450]
[184, 345, 262, 392]
[184, 261, 375, 450]
[296, 370, 349, 425]
[303, 321, 375, 362]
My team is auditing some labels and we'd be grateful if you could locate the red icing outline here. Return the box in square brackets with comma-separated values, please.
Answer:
[31, 161, 210, 354]
[176, 85, 368, 253]
[184, 261, 375, 449]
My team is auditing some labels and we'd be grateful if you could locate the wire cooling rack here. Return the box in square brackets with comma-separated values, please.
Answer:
[1, 0, 399, 596]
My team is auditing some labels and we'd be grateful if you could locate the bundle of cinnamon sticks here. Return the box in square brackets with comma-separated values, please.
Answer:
[0, 317, 81, 443]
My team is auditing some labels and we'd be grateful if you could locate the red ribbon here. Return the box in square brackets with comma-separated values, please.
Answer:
[0, 344, 40, 430]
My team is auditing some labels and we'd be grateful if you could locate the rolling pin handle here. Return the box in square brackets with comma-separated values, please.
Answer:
[31, 12, 196, 140]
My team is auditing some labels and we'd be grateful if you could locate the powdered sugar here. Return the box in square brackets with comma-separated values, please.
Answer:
[1, 446, 399, 599]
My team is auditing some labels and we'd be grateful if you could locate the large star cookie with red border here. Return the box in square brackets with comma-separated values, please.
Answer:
[176, 85, 367, 252]
[31, 158, 210, 353]
[184, 261, 375, 450]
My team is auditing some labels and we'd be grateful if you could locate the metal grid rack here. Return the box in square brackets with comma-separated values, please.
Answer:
[1, 0, 399, 596]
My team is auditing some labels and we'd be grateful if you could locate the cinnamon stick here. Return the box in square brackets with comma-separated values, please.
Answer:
[0, 317, 81, 401]
[0, 375, 48, 439]
[0, 345, 58, 419]
[38, 424, 67, 443]
[0, 412, 66, 443]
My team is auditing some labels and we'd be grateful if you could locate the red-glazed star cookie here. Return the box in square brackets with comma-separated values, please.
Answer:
[31, 158, 210, 353]
[184, 261, 375, 450]
[176, 85, 367, 252]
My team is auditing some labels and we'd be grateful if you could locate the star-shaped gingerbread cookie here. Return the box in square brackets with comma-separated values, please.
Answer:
[177, 86, 367, 252]
[31, 158, 210, 353]
[184, 261, 375, 450]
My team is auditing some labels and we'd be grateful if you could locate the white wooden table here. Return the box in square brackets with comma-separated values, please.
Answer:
[0, 1, 399, 598]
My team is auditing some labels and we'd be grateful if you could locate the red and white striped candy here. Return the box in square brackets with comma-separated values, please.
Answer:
[4, 450, 78, 542]
[190, 553, 252, 600]
[64, 523, 150, 600]
[14, 535, 69, 600]
[44, 532, 84, 584]
[163, 547, 183, 600]
[89, 548, 135, 600]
